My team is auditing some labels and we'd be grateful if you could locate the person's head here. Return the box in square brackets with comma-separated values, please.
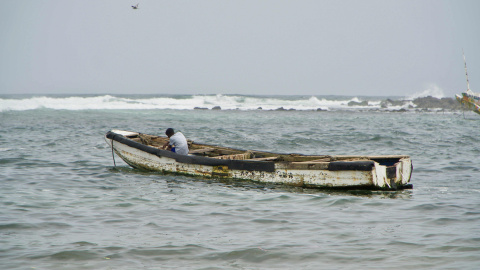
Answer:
[165, 128, 175, 138]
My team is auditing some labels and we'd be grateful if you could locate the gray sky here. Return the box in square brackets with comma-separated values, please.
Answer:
[1, 0, 479, 97]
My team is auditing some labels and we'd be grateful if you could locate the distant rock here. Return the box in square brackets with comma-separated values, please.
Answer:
[412, 96, 461, 110]
[348, 100, 369, 106]
[194, 107, 208, 110]
[380, 99, 406, 108]
[212, 106, 222, 110]
[379, 96, 462, 110]
[275, 107, 287, 111]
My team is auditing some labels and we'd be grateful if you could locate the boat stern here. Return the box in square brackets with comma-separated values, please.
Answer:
[372, 156, 412, 189]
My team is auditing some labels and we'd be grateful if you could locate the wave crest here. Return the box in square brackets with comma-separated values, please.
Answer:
[406, 85, 445, 100]
[0, 93, 458, 112]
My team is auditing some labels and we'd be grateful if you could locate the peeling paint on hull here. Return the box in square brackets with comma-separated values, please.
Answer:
[105, 130, 412, 190]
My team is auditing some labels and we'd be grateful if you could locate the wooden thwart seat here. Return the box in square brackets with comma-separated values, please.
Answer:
[245, 156, 279, 161]
[295, 157, 331, 163]
[189, 148, 215, 154]
[212, 152, 252, 160]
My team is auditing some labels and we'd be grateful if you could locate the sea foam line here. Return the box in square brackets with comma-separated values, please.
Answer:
[0, 95, 375, 112]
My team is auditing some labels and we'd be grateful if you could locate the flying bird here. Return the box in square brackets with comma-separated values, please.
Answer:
[131, 3, 139, 9]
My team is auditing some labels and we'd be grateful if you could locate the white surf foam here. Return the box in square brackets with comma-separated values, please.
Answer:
[405, 85, 445, 100]
[0, 94, 384, 112]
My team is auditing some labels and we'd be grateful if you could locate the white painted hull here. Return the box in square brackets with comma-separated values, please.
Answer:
[105, 130, 412, 190]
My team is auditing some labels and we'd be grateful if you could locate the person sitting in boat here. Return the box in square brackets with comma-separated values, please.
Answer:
[162, 128, 189, 155]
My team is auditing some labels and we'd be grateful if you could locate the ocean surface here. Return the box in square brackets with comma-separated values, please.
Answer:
[1, 94, 479, 269]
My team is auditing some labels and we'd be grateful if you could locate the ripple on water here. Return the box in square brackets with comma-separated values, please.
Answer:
[114, 203, 134, 208]
[251, 218, 289, 225]
[0, 157, 24, 165]
[427, 217, 460, 226]
[41, 250, 99, 261]
[326, 197, 361, 207]
[71, 241, 98, 247]
[206, 247, 289, 263]
[0, 222, 72, 230]
[0, 223, 37, 230]
[442, 165, 479, 172]
[127, 244, 209, 258]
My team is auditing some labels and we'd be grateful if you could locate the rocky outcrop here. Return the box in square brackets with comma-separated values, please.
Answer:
[379, 96, 462, 110]
[348, 100, 369, 106]
[412, 96, 461, 109]
[380, 99, 407, 108]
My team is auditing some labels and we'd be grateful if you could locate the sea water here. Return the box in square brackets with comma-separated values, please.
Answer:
[1, 95, 479, 269]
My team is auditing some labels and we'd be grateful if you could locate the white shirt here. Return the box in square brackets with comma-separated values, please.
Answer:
[169, 132, 189, 155]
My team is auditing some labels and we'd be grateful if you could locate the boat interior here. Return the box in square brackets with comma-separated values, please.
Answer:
[122, 132, 408, 166]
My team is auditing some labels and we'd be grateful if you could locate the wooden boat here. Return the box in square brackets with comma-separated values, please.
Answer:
[455, 51, 480, 115]
[456, 90, 480, 115]
[105, 130, 413, 190]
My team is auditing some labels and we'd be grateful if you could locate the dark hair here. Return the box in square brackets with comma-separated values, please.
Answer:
[165, 128, 174, 137]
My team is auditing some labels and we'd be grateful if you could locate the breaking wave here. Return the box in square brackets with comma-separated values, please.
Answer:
[405, 85, 445, 100]
[0, 94, 376, 112]
[0, 90, 454, 112]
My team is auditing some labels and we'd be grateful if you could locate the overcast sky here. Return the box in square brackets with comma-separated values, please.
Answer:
[1, 0, 479, 97]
